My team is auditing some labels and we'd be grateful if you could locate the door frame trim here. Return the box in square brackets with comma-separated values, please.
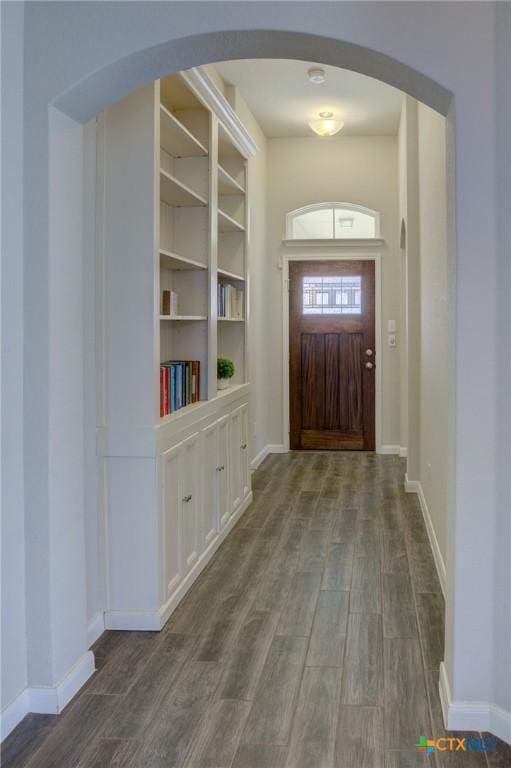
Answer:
[281, 252, 382, 453]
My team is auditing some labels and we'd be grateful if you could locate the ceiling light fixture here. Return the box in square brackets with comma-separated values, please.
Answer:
[308, 67, 326, 84]
[309, 111, 344, 137]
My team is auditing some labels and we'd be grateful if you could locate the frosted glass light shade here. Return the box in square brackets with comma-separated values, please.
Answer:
[309, 112, 343, 137]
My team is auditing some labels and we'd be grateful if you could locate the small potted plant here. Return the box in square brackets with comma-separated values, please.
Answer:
[217, 357, 235, 390]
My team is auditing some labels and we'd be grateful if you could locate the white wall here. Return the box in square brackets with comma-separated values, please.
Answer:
[397, 102, 408, 454]
[494, 0, 511, 721]
[398, 97, 421, 481]
[1, 0, 28, 727]
[83, 118, 105, 639]
[266, 136, 401, 449]
[417, 103, 449, 564]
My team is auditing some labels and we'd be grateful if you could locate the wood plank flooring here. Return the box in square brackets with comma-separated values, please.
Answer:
[2, 452, 503, 768]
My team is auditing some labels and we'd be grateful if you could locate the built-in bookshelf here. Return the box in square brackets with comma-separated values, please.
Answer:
[99, 67, 256, 634]
[100, 69, 253, 427]
[157, 73, 250, 419]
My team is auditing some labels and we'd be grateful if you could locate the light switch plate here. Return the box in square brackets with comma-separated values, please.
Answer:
[387, 319, 396, 333]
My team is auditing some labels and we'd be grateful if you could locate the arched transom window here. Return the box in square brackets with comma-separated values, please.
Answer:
[286, 202, 380, 240]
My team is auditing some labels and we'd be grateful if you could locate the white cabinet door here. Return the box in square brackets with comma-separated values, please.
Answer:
[202, 421, 219, 547]
[181, 432, 200, 573]
[162, 443, 182, 598]
[240, 402, 250, 501]
[230, 405, 243, 514]
[218, 414, 231, 529]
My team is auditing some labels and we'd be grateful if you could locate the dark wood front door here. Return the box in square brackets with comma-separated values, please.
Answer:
[289, 260, 375, 451]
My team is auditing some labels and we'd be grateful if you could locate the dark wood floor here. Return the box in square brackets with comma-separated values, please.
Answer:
[3, 453, 510, 768]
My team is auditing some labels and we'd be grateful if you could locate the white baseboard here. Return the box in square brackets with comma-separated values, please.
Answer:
[404, 476, 446, 596]
[251, 445, 269, 471]
[1, 688, 29, 741]
[404, 473, 420, 493]
[378, 444, 401, 455]
[267, 443, 286, 453]
[105, 492, 254, 631]
[251, 444, 287, 472]
[28, 651, 96, 715]
[1, 652, 96, 740]
[439, 662, 511, 744]
[416, 482, 447, 596]
[378, 445, 408, 457]
[105, 610, 162, 631]
[87, 611, 105, 648]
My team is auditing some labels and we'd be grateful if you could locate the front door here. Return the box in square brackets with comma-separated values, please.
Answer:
[289, 260, 375, 450]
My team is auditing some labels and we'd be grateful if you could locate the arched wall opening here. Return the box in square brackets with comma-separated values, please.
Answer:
[48, 29, 457, 722]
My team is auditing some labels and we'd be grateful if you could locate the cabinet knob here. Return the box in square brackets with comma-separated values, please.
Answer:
[182, 494, 192, 503]
[216, 465, 225, 472]
[241, 443, 247, 450]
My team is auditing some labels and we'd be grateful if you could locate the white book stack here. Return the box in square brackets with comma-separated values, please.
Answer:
[218, 283, 244, 319]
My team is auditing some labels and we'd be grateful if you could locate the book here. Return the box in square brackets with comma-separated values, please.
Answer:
[218, 282, 244, 319]
[161, 289, 178, 316]
[160, 360, 201, 416]
[161, 289, 170, 315]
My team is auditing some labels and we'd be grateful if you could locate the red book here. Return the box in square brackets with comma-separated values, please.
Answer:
[164, 367, 170, 416]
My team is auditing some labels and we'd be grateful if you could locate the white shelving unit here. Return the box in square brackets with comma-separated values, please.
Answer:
[99, 68, 257, 633]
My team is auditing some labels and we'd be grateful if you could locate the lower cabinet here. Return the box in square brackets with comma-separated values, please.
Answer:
[161, 431, 201, 601]
[180, 432, 201, 574]
[230, 403, 250, 518]
[162, 443, 182, 598]
[160, 396, 251, 616]
[240, 403, 250, 500]
[201, 413, 230, 539]
[217, 414, 231, 529]
[230, 406, 242, 514]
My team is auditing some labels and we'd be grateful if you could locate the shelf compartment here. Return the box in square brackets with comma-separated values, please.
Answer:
[160, 250, 207, 271]
[218, 267, 245, 282]
[160, 169, 207, 207]
[218, 164, 245, 195]
[160, 315, 207, 321]
[160, 104, 208, 158]
[218, 317, 245, 322]
[218, 208, 245, 233]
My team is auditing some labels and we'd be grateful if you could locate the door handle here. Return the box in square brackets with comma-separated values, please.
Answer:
[365, 349, 373, 356]
[182, 494, 192, 503]
[365, 361, 374, 370]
